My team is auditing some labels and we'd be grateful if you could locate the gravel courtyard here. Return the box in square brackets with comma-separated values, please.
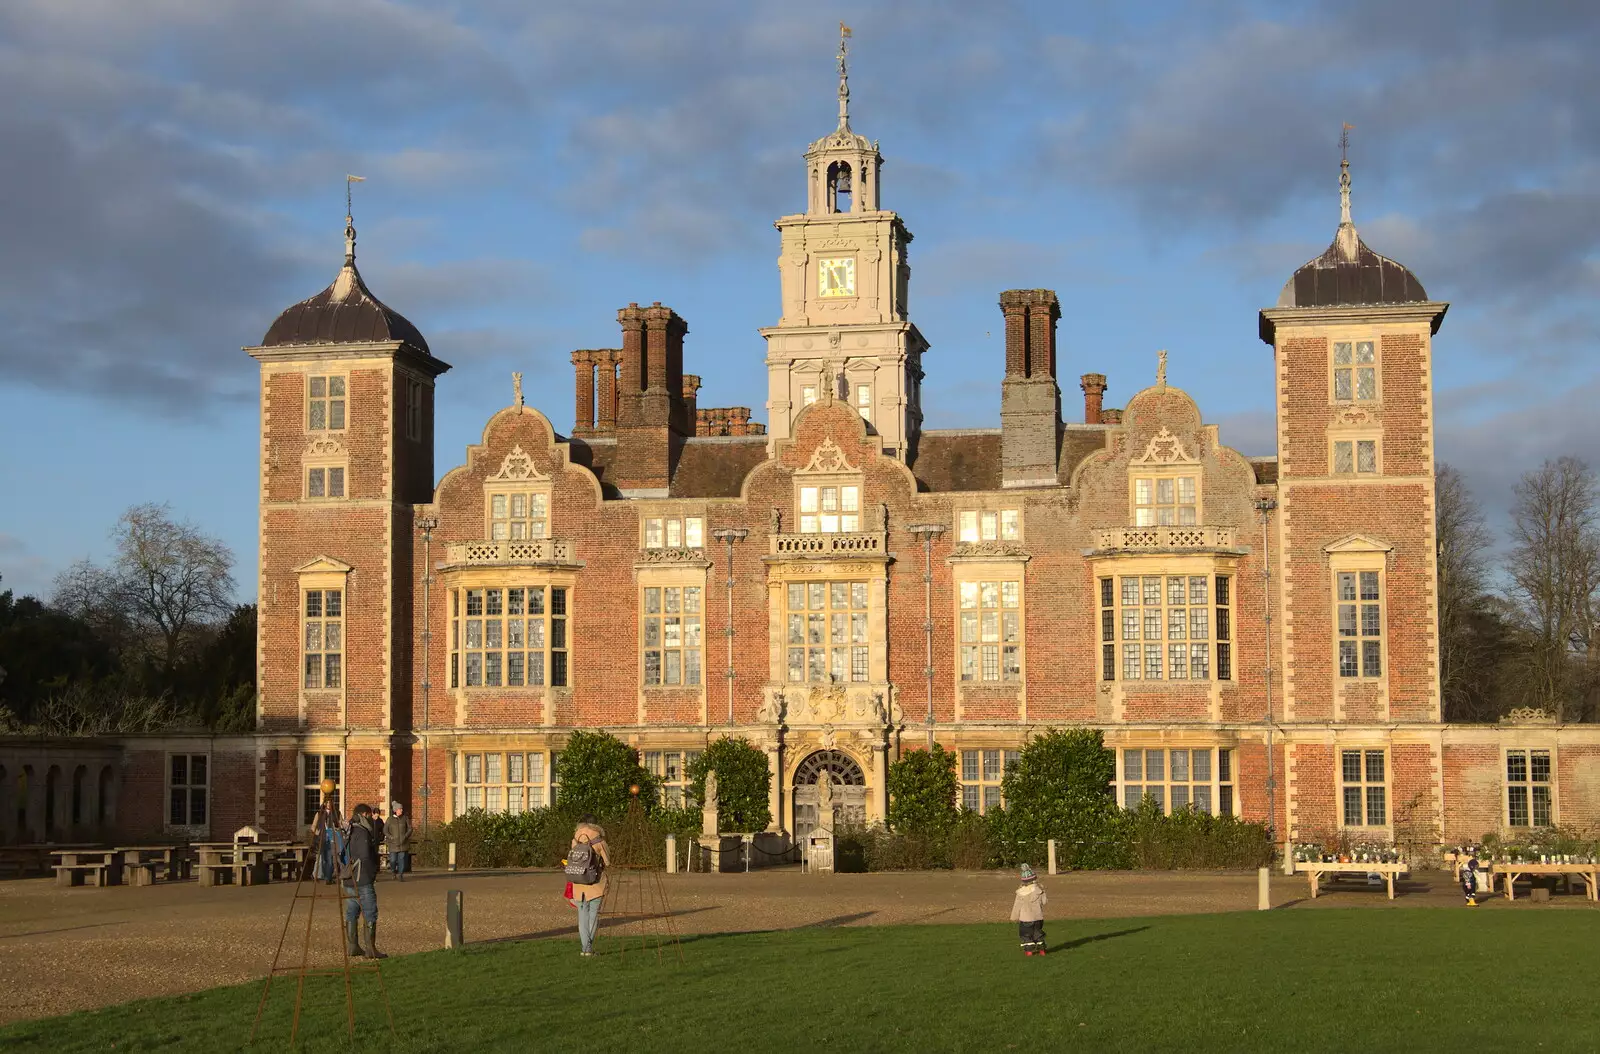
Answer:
[0, 865, 1569, 1024]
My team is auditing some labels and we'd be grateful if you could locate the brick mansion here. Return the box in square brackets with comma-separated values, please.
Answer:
[10, 45, 1599, 853]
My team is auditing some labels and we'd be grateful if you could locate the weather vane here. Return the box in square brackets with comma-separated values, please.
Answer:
[1339, 123, 1353, 163]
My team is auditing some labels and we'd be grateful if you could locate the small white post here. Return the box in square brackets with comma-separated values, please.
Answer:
[743, 835, 753, 872]
[1257, 866, 1271, 910]
[448, 842, 457, 872]
[665, 833, 678, 874]
[1047, 839, 1058, 875]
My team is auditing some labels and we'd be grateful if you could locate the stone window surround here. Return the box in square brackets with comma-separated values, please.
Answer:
[950, 558, 1027, 688]
[636, 502, 708, 551]
[303, 437, 348, 501]
[1128, 466, 1202, 527]
[296, 559, 350, 703]
[1327, 538, 1390, 685]
[958, 747, 1018, 814]
[164, 751, 210, 834]
[796, 474, 865, 535]
[483, 484, 552, 542]
[306, 373, 348, 432]
[1093, 553, 1236, 686]
[1322, 330, 1385, 407]
[640, 578, 706, 689]
[1116, 744, 1236, 816]
[1338, 744, 1390, 831]
[1505, 745, 1557, 829]
[1329, 432, 1383, 477]
[765, 560, 890, 688]
[441, 568, 577, 695]
[954, 503, 1023, 544]
[300, 749, 344, 828]
[452, 748, 551, 817]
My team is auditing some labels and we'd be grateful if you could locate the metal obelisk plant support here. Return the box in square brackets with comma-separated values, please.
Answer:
[598, 787, 684, 962]
[251, 780, 395, 1044]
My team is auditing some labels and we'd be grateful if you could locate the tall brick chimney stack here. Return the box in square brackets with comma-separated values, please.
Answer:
[998, 289, 1063, 488]
[596, 349, 619, 432]
[681, 374, 701, 428]
[640, 302, 688, 431]
[571, 350, 596, 435]
[616, 304, 647, 428]
[1080, 373, 1107, 425]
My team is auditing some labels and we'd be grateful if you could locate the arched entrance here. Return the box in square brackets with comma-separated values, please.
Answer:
[791, 750, 866, 843]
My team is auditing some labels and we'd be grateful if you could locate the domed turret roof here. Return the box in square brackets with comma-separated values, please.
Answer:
[260, 219, 429, 352]
[1276, 158, 1427, 309]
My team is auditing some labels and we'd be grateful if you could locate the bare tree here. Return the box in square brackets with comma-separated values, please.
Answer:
[53, 503, 236, 674]
[1435, 465, 1495, 720]
[1506, 457, 1600, 721]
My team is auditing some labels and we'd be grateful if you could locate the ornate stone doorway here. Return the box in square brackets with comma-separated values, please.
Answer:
[791, 750, 866, 843]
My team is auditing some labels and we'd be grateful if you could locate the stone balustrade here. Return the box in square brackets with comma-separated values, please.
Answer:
[1094, 525, 1239, 552]
[769, 531, 886, 557]
[442, 538, 575, 566]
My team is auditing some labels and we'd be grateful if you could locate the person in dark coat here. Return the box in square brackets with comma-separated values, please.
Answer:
[342, 803, 387, 959]
[384, 801, 413, 880]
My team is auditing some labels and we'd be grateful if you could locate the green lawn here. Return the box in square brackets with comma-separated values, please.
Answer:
[4, 909, 1597, 1052]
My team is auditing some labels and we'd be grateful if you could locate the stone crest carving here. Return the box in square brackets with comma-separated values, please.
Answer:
[488, 444, 549, 482]
[305, 435, 345, 458]
[801, 436, 856, 474]
[951, 542, 1031, 560]
[637, 547, 706, 565]
[1504, 707, 1555, 724]
[1133, 428, 1198, 466]
[1332, 407, 1379, 429]
[807, 684, 847, 723]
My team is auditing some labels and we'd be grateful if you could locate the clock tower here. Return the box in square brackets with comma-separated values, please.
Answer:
[760, 28, 926, 460]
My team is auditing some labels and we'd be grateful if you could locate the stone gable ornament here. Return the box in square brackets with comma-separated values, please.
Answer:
[488, 444, 548, 482]
[802, 436, 856, 474]
[512, 371, 524, 409]
[1133, 428, 1198, 466]
[1156, 349, 1168, 389]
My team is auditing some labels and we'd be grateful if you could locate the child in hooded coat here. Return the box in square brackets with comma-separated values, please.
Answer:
[1010, 863, 1047, 955]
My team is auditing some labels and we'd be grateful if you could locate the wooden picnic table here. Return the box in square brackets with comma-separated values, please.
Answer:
[112, 846, 192, 885]
[1294, 861, 1408, 900]
[1489, 862, 1600, 902]
[195, 842, 307, 887]
[51, 848, 123, 888]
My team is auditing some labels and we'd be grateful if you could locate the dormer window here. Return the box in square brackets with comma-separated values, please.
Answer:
[1134, 476, 1197, 526]
[489, 492, 548, 540]
[1333, 341, 1378, 402]
[799, 484, 860, 533]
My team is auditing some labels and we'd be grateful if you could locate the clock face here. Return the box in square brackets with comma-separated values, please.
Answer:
[818, 256, 856, 298]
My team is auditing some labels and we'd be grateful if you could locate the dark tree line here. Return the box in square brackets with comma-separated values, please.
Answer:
[0, 504, 254, 735]
[1438, 458, 1600, 723]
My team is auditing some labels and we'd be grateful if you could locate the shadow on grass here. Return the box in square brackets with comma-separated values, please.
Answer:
[0, 922, 122, 940]
[479, 906, 719, 944]
[1046, 925, 1149, 954]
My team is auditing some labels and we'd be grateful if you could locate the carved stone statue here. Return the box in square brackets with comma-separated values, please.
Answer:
[1156, 350, 1167, 388]
[513, 371, 524, 408]
[701, 770, 719, 838]
[816, 773, 836, 832]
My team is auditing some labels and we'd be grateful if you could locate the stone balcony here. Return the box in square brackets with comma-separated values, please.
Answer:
[1092, 525, 1242, 554]
[439, 538, 581, 570]
[768, 531, 887, 558]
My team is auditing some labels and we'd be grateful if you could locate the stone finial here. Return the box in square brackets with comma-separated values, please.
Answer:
[512, 371, 524, 409]
[1156, 350, 1167, 389]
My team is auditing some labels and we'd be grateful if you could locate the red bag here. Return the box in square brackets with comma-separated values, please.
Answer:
[563, 881, 575, 902]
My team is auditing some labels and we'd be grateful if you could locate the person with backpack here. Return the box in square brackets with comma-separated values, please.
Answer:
[566, 814, 610, 957]
[1010, 863, 1048, 956]
[342, 803, 388, 959]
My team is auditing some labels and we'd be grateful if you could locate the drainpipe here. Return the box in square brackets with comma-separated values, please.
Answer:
[711, 528, 748, 726]
[907, 524, 946, 751]
[415, 516, 439, 838]
[1253, 498, 1279, 862]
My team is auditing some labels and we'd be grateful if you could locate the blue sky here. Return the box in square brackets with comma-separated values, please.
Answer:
[2, 0, 1597, 601]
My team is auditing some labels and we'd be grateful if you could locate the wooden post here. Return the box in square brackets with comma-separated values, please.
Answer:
[445, 890, 464, 949]
[1047, 840, 1058, 875]
[1257, 867, 1270, 910]
[665, 834, 677, 874]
